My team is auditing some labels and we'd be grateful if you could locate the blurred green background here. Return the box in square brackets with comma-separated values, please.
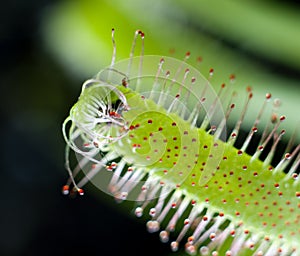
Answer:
[1, 0, 299, 255]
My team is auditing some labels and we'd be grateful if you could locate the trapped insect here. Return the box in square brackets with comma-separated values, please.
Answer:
[62, 29, 300, 255]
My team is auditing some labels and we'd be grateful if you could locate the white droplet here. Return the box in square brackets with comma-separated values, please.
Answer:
[170, 241, 179, 252]
[146, 220, 160, 233]
[135, 207, 143, 217]
[185, 245, 196, 255]
[200, 246, 209, 255]
[225, 250, 232, 256]
[159, 230, 169, 243]
[121, 191, 128, 200]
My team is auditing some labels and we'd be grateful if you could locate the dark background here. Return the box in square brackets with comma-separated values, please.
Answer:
[1, 1, 299, 256]
[0, 1, 171, 256]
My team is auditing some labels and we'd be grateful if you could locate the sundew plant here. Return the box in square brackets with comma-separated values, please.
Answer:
[62, 30, 300, 256]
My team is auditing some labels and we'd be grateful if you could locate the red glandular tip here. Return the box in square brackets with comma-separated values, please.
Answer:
[62, 185, 69, 195]
[280, 115, 286, 121]
[266, 93, 272, 99]
[197, 56, 203, 63]
[137, 30, 145, 38]
[229, 74, 236, 82]
[78, 188, 84, 196]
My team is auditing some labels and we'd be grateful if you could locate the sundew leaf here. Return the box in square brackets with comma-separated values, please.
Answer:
[62, 30, 300, 255]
